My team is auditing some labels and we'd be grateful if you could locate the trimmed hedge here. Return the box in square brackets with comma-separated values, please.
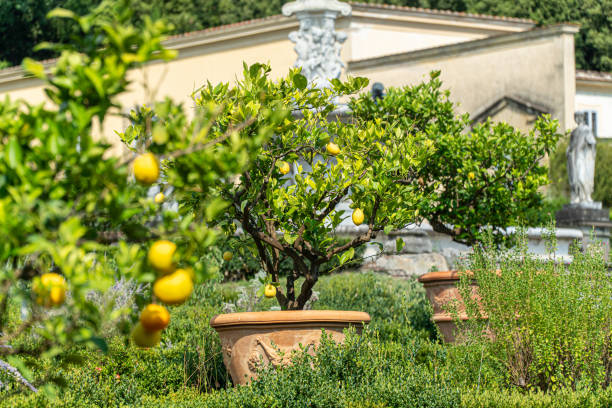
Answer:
[142, 330, 459, 408]
[461, 389, 612, 408]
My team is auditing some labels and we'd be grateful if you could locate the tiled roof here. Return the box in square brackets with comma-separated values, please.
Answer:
[165, 14, 288, 41]
[576, 69, 612, 83]
[349, 2, 535, 24]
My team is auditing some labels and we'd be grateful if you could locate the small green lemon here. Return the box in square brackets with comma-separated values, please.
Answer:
[131, 322, 161, 348]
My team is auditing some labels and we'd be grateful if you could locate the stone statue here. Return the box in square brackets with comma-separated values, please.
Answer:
[282, 0, 351, 88]
[567, 112, 596, 204]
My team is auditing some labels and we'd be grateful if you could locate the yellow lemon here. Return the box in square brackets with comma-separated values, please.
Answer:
[326, 142, 340, 156]
[154, 192, 165, 203]
[222, 251, 233, 262]
[264, 284, 277, 299]
[148, 240, 176, 274]
[131, 322, 161, 348]
[468, 172, 475, 180]
[133, 153, 159, 185]
[33, 273, 66, 307]
[352, 208, 365, 226]
[139, 304, 170, 331]
[153, 269, 194, 305]
[279, 161, 291, 175]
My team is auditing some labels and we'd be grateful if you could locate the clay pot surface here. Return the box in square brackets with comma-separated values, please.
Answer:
[210, 310, 371, 385]
[418, 270, 481, 343]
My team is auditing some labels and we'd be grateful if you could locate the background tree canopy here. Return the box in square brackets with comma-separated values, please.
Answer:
[0, 0, 610, 72]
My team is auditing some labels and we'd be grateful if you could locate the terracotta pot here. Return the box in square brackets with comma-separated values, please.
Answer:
[418, 270, 481, 343]
[210, 310, 371, 385]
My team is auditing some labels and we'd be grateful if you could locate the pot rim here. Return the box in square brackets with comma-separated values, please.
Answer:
[418, 270, 464, 283]
[210, 310, 371, 328]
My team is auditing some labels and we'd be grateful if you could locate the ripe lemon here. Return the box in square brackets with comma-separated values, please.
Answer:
[148, 240, 176, 274]
[279, 161, 290, 175]
[140, 304, 170, 331]
[326, 142, 340, 156]
[222, 251, 233, 262]
[131, 322, 161, 348]
[154, 192, 165, 203]
[264, 284, 277, 299]
[33, 273, 66, 307]
[153, 269, 194, 305]
[352, 208, 365, 226]
[467, 172, 475, 180]
[133, 153, 159, 185]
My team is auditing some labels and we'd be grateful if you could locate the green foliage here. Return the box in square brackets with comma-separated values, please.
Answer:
[191, 64, 434, 309]
[350, 72, 562, 245]
[145, 330, 460, 408]
[0, 272, 440, 406]
[215, 237, 366, 282]
[549, 138, 612, 208]
[461, 388, 612, 408]
[186, 66, 560, 311]
[451, 230, 612, 392]
[0, 1, 268, 395]
[0, 0, 97, 67]
[314, 272, 437, 341]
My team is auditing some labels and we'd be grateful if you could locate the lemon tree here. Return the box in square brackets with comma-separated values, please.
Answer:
[192, 66, 561, 310]
[0, 1, 270, 393]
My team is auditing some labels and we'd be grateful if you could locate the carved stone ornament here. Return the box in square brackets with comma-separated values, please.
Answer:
[282, 0, 351, 88]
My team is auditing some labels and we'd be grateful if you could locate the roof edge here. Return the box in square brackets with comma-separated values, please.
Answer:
[348, 24, 580, 72]
[576, 69, 612, 84]
[349, 2, 535, 26]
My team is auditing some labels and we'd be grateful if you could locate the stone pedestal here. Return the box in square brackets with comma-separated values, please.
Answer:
[282, 0, 351, 88]
[556, 202, 612, 260]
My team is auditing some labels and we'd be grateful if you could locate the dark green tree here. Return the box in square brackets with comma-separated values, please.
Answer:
[0, 0, 98, 66]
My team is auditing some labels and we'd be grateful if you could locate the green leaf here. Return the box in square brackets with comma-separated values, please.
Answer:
[47, 8, 78, 20]
[152, 124, 168, 144]
[6, 356, 34, 383]
[338, 247, 355, 265]
[293, 74, 308, 90]
[5, 136, 22, 169]
[58, 218, 87, 244]
[23, 58, 45, 79]
[384, 225, 393, 235]
[205, 197, 229, 221]
[89, 336, 108, 353]
[249, 63, 262, 78]
[84, 67, 105, 97]
[396, 237, 405, 252]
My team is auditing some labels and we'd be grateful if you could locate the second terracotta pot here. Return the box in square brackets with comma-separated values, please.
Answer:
[418, 270, 480, 343]
[210, 310, 371, 385]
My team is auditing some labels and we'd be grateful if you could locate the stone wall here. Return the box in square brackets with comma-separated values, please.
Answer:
[337, 224, 584, 277]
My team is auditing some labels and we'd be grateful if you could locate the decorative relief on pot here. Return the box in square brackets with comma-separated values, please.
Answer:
[247, 336, 318, 373]
[220, 337, 233, 366]
[209, 310, 371, 385]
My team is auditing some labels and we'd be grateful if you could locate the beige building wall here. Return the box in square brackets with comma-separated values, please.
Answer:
[349, 25, 579, 133]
